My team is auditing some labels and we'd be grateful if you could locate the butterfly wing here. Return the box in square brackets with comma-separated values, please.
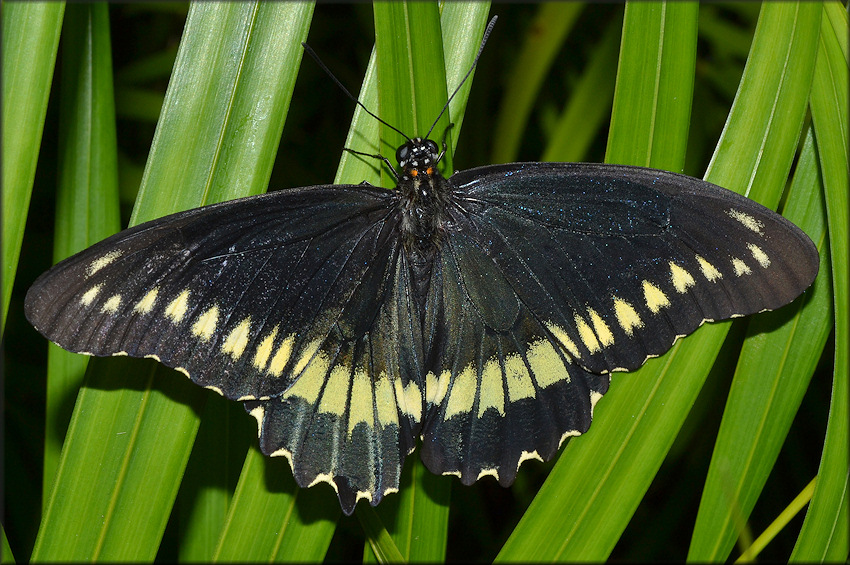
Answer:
[25, 185, 424, 514]
[418, 162, 818, 484]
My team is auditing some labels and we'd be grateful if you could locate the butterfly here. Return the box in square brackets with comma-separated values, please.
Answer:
[24, 22, 819, 516]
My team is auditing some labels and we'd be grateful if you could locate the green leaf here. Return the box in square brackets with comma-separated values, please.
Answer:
[792, 2, 850, 560]
[43, 1, 122, 507]
[31, 4, 313, 560]
[606, 1, 698, 171]
[2, 1, 64, 332]
[690, 124, 831, 562]
[498, 2, 822, 561]
[491, 3, 584, 164]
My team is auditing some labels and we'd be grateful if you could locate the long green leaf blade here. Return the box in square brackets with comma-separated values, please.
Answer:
[43, 1, 121, 505]
[792, 2, 850, 560]
[31, 3, 310, 560]
[2, 1, 65, 332]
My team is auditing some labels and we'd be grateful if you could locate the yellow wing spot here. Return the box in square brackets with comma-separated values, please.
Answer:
[282, 350, 330, 405]
[517, 450, 544, 468]
[477, 468, 500, 481]
[222, 316, 252, 360]
[403, 380, 422, 422]
[347, 367, 374, 436]
[527, 338, 569, 388]
[191, 305, 219, 342]
[80, 284, 103, 306]
[574, 313, 601, 353]
[588, 308, 614, 347]
[87, 250, 123, 277]
[248, 404, 265, 436]
[669, 262, 695, 293]
[642, 280, 670, 313]
[307, 473, 338, 492]
[205, 385, 224, 396]
[374, 374, 398, 428]
[444, 364, 475, 419]
[134, 287, 159, 314]
[165, 289, 191, 323]
[504, 353, 535, 402]
[268, 334, 296, 377]
[558, 429, 583, 446]
[546, 322, 580, 358]
[696, 256, 723, 281]
[478, 358, 505, 417]
[101, 294, 122, 314]
[426, 370, 450, 406]
[252, 325, 279, 370]
[292, 340, 321, 376]
[613, 297, 643, 336]
[726, 208, 764, 234]
[747, 243, 771, 268]
[732, 257, 752, 276]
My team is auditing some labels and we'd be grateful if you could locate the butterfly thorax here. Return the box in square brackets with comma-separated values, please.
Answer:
[395, 138, 452, 256]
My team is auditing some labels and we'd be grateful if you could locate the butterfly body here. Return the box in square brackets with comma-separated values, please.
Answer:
[26, 135, 818, 515]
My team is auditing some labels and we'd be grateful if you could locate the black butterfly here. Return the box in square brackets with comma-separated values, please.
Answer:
[25, 29, 819, 516]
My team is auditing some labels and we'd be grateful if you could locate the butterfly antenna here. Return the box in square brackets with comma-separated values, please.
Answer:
[425, 15, 498, 140]
[301, 42, 410, 142]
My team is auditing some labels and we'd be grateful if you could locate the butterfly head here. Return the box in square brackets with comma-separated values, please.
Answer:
[396, 137, 442, 182]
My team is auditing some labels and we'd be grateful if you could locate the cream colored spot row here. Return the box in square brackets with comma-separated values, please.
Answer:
[426, 370, 450, 406]
[478, 359, 505, 417]
[268, 334, 296, 377]
[732, 257, 752, 276]
[318, 365, 349, 416]
[399, 380, 421, 422]
[222, 316, 252, 360]
[347, 368, 374, 436]
[101, 294, 122, 314]
[588, 308, 614, 347]
[282, 349, 330, 404]
[613, 298, 643, 335]
[192, 305, 219, 342]
[165, 289, 190, 323]
[642, 280, 670, 313]
[747, 243, 770, 268]
[134, 287, 159, 314]
[252, 325, 279, 371]
[87, 250, 123, 277]
[574, 313, 601, 353]
[444, 365, 475, 419]
[374, 375, 399, 428]
[80, 284, 103, 306]
[669, 262, 695, 293]
[697, 256, 722, 281]
[505, 353, 535, 402]
[726, 208, 764, 234]
[546, 322, 580, 358]
[527, 338, 570, 388]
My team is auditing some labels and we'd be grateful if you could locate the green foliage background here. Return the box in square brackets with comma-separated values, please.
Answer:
[3, 2, 847, 562]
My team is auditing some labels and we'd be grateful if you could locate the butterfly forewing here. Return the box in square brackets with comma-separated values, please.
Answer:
[449, 163, 819, 375]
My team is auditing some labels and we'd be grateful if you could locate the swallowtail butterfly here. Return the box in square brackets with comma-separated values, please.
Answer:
[25, 21, 818, 515]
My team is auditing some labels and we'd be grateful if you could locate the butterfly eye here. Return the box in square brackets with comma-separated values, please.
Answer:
[396, 143, 410, 164]
[425, 139, 439, 157]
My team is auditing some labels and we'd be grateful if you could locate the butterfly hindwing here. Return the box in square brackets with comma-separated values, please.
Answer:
[419, 222, 609, 485]
[245, 244, 427, 513]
